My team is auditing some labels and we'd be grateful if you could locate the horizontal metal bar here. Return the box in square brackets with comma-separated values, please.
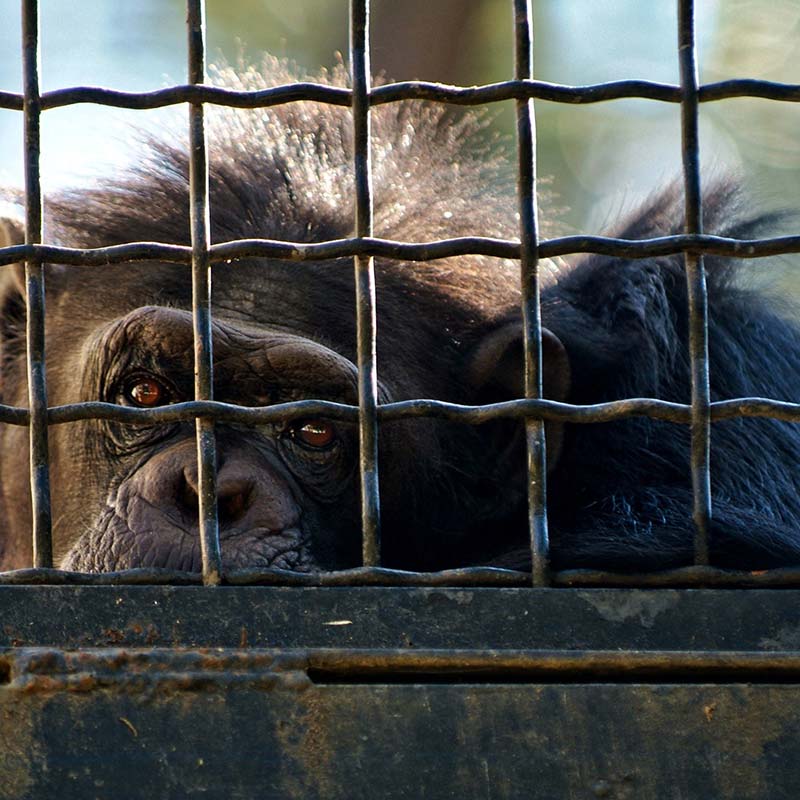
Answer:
[554, 565, 800, 588]
[7, 646, 800, 688]
[0, 566, 526, 587]
[0, 83, 352, 112]
[374, 77, 800, 105]
[1, 77, 800, 114]
[1, 231, 800, 270]
[3, 564, 800, 588]
[223, 565, 800, 590]
[373, 78, 681, 104]
[304, 649, 800, 680]
[0, 395, 796, 429]
[196, 232, 800, 261]
[45, 396, 800, 425]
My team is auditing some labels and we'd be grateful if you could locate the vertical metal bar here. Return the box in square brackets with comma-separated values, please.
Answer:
[21, 0, 52, 568]
[678, 0, 711, 565]
[187, 0, 222, 585]
[514, 0, 549, 585]
[350, 0, 381, 566]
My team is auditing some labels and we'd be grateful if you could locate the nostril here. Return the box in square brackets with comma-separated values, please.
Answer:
[178, 466, 254, 526]
[218, 482, 253, 525]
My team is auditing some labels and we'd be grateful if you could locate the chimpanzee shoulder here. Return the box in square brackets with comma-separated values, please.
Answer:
[537, 182, 800, 571]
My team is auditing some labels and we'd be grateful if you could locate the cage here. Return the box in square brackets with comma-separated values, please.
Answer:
[0, 1, 799, 797]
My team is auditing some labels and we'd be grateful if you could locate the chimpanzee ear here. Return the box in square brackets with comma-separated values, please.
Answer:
[467, 322, 571, 468]
[0, 217, 29, 397]
[469, 323, 570, 402]
[0, 216, 26, 294]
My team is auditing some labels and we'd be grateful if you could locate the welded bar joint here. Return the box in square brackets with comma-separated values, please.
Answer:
[678, 0, 711, 566]
[350, 0, 381, 566]
[187, 0, 222, 585]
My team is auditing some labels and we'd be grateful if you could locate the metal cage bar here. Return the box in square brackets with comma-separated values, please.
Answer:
[513, 0, 549, 586]
[21, 0, 52, 569]
[350, 0, 381, 566]
[677, 0, 711, 566]
[2, 229, 800, 268]
[187, 0, 222, 585]
[8, 76, 800, 114]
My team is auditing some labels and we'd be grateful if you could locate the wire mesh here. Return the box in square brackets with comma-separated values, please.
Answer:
[1, 0, 800, 587]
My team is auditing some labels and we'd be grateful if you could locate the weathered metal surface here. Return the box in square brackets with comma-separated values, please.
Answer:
[1, 587, 800, 798]
[2, 681, 800, 798]
[2, 585, 800, 651]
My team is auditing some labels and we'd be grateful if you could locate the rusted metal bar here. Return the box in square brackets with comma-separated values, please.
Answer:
[0, 393, 792, 432]
[3, 230, 800, 271]
[21, 0, 52, 569]
[7, 562, 800, 588]
[7, 646, 800, 688]
[513, 0, 549, 586]
[350, 0, 381, 566]
[678, 0, 711, 566]
[187, 0, 222, 585]
[2, 76, 800, 114]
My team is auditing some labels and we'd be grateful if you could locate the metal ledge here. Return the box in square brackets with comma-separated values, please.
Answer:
[2, 586, 799, 798]
[0, 585, 798, 654]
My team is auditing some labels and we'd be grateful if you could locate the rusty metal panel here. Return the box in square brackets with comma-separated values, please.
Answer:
[1, 587, 800, 798]
[2, 683, 800, 799]
[1, 585, 799, 652]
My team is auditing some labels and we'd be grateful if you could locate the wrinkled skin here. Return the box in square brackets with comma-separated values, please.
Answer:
[56, 307, 358, 572]
[2, 59, 800, 574]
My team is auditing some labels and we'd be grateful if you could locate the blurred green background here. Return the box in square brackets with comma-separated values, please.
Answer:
[0, 0, 798, 237]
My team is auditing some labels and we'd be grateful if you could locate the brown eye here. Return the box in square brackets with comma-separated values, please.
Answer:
[292, 419, 337, 449]
[124, 377, 169, 407]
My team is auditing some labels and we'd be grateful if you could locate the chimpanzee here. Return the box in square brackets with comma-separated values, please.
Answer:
[0, 59, 799, 573]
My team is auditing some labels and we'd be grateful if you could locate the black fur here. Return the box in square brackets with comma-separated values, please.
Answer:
[542, 185, 800, 570]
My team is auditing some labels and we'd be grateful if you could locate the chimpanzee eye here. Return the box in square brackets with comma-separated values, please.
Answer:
[122, 375, 171, 408]
[289, 419, 337, 450]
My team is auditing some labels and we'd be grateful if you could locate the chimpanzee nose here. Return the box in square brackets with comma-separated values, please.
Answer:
[179, 464, 255, 526]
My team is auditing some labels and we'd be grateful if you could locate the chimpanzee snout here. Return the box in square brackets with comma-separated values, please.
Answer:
[178, 466, 254, 526]
[137, 439, 299, 538]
